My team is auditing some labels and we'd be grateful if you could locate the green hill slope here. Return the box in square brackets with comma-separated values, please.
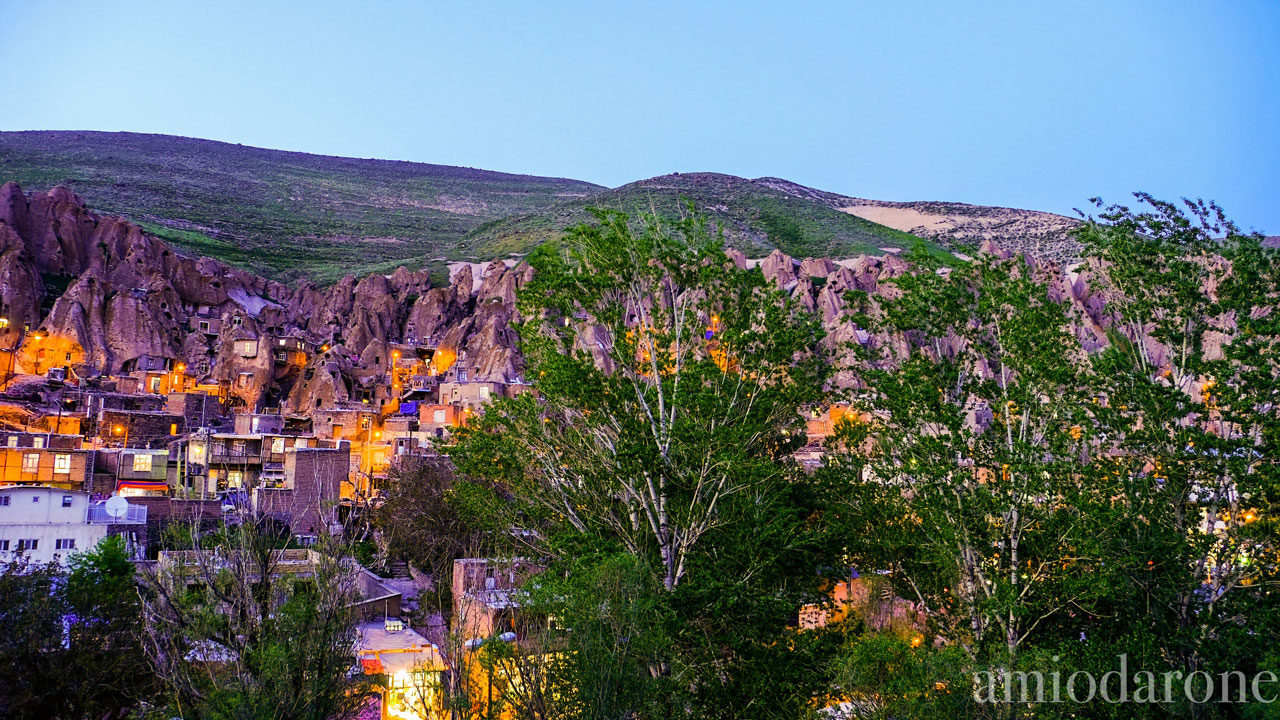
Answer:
[0, 131, 603, 283]
[1, 132, 947, 284]
[465, 172, 945, 260]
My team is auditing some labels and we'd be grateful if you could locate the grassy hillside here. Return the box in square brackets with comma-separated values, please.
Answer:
[0, 132, 948, 285]
[465, 172, 947, 260]
[0, 131, 603, 284]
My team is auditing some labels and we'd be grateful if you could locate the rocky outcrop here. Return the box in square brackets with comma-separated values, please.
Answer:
[0, 183, 525, 412]
[3, 181, 1222, 417]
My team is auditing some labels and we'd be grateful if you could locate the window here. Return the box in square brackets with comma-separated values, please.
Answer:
[17, 539, 37, 551]
[170, 423, 178, 435]
[271, 438, 285, 454]
[479, 386, 491, 402]
[0, 540, 8, 551]
[198, 320, 210, 333]
[54, 454, 71, 474]
[332, 424, 343, 440]
[149, 376, 161, 392]
[6, 436, 16, 448]
[227, 471, 243, 488]
[32, 495, 38, 503]
[21, 453, 38, 473]
[55, 538, 75, 550]
[132, 454, 153, 473]
[61, 495, 72, 507]
[0, 495, 9, 506]
[64, 352, 71, 361]
[33, 437, 44, 449]
[433, 409, 446, 424]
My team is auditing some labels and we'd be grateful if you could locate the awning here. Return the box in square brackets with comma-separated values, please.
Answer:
[116, 479, 169, 492]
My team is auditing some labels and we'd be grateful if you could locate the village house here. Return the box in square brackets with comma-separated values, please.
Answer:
[254, 444, 352, 536]
[156, 548, 401, 619]
[0, 442, 94, 491]
[356, 620, 449, 720]
[418, 403, 465, 440]
[451, 558, 544, 641]
[95, 407, 185, 447]
[98, 447, 171, 496]
[166, 391, 228, 431]
[0, 486, 146, 564]
[183, 431, 328, 496]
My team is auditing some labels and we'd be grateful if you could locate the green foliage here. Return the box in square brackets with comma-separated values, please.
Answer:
[0, 537, 160, 719]
[142, 520, 372, 720]
[450, 206, 839, 718]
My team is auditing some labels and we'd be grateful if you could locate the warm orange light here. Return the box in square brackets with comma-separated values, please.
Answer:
[321, 344, 330, 352]
[391, 350, 400, 359]
[176, 363, 185, 371]
[911, 636, 923, 648]
[113, 425, 124, 435]
[374, 431, 382, 439]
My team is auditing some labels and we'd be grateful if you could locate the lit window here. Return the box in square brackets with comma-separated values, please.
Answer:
[170, 423, 179, 435]
[54, 454, 71, 474]
[149, 376, 161, 392]
[33, 437, 44, 449]
[6, 436, 16, 448]
[132, 454, 153, 473]
[22, 454, 39, 473]
[272, 438, 285, 454]
[227, 471, 243, 488]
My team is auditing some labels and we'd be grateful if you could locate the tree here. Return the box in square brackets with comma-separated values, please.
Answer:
[0, 537, 161, 720]
[141, 518, 373, 720]
[1074, 195, 1280, 714]
[62, 534, 161, 718]
[375, 455, 506, 615]
[450, 207, 839, 718]
[0, 555, 70, 719]
[827, 252, 1117, 690]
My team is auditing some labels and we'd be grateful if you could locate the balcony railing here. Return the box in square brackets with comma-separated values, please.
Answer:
[209, 451, 264, 465]
[87, 503, 147, 525]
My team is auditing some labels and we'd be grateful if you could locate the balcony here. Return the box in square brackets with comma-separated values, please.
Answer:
[209, 451, 264, 465]
[87, 502, 147, 525]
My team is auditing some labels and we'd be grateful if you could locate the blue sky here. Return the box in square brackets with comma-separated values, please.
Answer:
[2, 1, 1277, 232]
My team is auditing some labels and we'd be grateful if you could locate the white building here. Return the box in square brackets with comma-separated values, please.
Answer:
[0, 486, 147, 565]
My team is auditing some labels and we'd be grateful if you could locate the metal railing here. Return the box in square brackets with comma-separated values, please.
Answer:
[86, 503, 147, 524]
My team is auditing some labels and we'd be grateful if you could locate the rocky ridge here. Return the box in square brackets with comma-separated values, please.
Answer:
[0, 183, 1155, 421]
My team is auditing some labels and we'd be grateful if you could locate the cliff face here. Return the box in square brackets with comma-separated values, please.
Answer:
[0, 183, 1132, 416]
[0, 183, 523, 411]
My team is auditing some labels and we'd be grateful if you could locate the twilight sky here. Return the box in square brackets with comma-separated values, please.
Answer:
[2, 1, 1276, 232]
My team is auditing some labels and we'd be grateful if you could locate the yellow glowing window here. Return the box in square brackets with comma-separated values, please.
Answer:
[53, 454, 71, 474]
[132, 454, 153, 473]
[22, 453, 39, 473]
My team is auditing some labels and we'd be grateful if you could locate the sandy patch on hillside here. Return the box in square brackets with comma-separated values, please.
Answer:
[841, 205, 978, 237]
